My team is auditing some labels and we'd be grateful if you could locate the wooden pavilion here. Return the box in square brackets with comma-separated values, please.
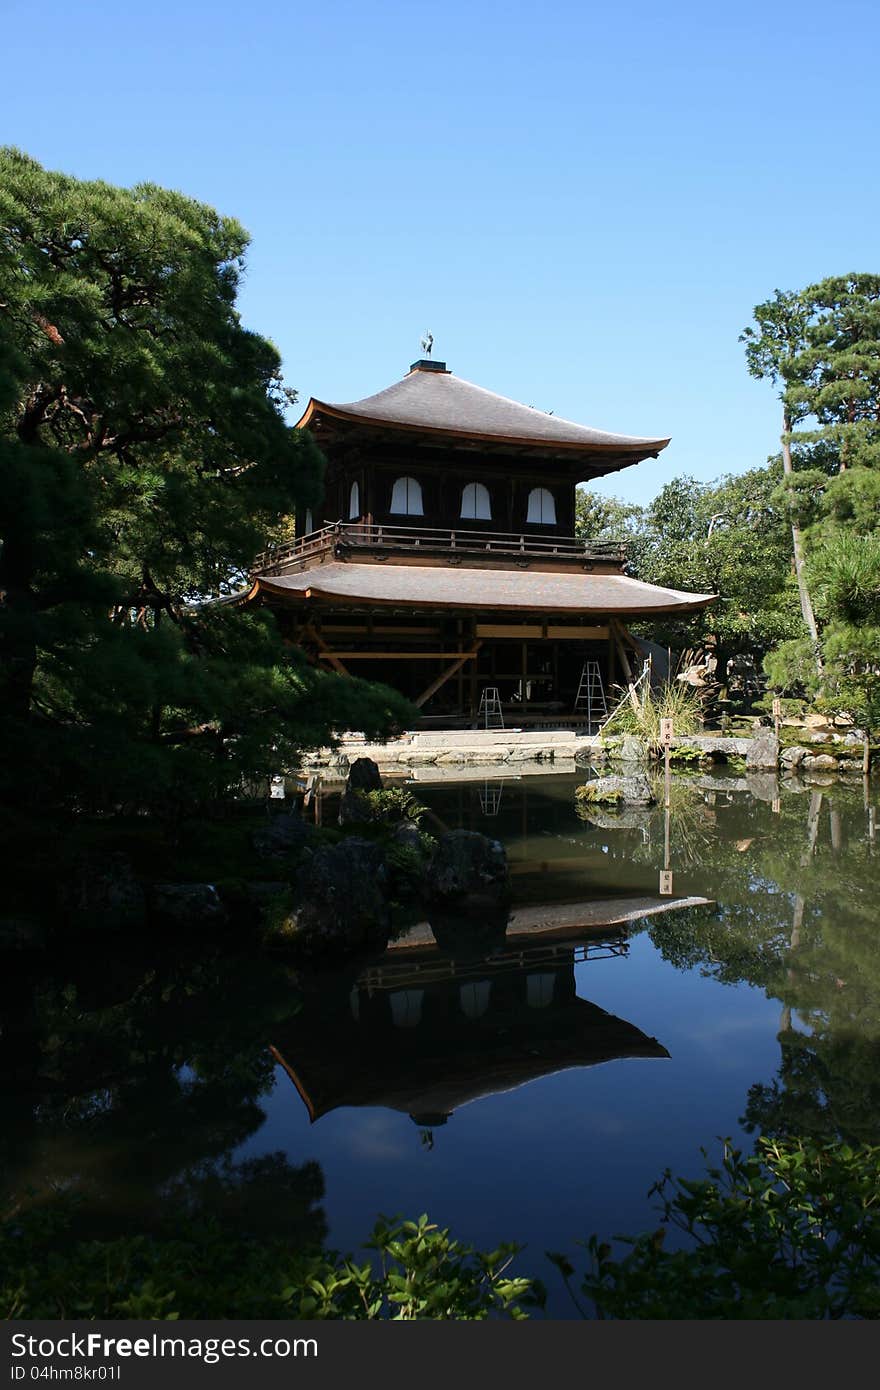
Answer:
[245, 358, 714, 727]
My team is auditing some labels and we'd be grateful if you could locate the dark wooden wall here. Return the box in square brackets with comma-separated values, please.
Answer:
[313, 442, 578, 536]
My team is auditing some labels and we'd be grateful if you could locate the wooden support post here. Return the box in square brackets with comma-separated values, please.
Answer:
[414, 642, 483, 709]
[610, 619, 640, 713]
[301, 623, 351, 676]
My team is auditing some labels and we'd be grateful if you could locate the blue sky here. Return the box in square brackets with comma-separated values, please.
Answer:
[3, 0, 877, 504]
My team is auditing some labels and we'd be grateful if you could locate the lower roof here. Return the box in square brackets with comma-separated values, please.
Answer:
[250, 561, 714, 615]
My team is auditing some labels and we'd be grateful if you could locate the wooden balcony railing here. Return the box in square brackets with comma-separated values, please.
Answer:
[253, 521, 627, 574]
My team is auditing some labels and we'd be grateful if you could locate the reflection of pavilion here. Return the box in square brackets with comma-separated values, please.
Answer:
[271, 896, 701, 1125]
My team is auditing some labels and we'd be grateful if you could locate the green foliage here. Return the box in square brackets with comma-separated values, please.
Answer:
[638, 466, 804, 659]
[1, 1205, 535, 1320]
[744, 276, 880, 727]
[555, 1138, 880, 1319]
[574, 488, 646, 562]
[810, 533, 880, 627]
[577, 469, 804, 666]
[574, 783, 623, 807]
[361, 788, 427, 825]
[666, 745, 711, 766]
[602, 681, 705, 744]
[385, 832, 436, 887]
[0, 148, 413, 813]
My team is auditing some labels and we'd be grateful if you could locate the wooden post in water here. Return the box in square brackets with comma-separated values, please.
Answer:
[660, 717, 673, 894]
[660, 718, 673, 811]
[772, 696, 782, 741]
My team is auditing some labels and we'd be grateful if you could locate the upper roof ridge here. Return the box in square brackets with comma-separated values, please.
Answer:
[295, 364, 670, 460]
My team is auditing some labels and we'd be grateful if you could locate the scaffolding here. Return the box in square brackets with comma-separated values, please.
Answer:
[573, 661, 608, 731]
[477, 686, 505, 729]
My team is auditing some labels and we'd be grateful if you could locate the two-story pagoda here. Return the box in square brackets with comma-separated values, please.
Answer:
[245, 358, 713, 727]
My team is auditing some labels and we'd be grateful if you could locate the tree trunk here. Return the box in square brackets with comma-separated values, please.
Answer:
[781, 410, 822, 679]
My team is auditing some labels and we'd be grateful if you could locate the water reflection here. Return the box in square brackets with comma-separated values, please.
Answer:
[270, 897, 694, 1129]
[2, 769, 878, 1300]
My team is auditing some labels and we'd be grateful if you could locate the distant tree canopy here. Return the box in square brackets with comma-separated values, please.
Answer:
[577, 273, 880, 725]
[0, 149, 411, 810]
[577, 466, 803, 666]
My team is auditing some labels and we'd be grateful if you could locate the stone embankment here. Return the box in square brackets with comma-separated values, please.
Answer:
[299, 716, 873, 781]
[300, 729, 585, 778]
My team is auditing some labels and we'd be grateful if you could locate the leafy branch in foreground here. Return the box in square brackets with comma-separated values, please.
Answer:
[551, 1137, 880, 1319]
[1, 1206, 536, 1321]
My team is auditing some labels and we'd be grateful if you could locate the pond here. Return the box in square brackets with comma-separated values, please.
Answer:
[3, 769, 878, 1315]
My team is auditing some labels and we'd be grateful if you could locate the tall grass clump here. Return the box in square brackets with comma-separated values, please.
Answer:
[602, 681, 705, 745]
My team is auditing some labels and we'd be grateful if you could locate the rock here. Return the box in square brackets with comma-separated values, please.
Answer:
[695, 775, 750, 793]
[577, 805, 654, 831]
[150, 882, 227, 927]
[451, 748, 507, 765]
[506, 746, 552, 763]
[804, 713, 832, 730]
[613, 734, 649, 764]
[575, 741, 607, 767]
[252, 812, 313, 860]
[390, 820, 424, 855]
[780, 776, 809, 793]
[746, 729, 779, 770]
[781, 745, 809, 767]
[61, 852, 147, 931]
[283, 838, 390, 958]
[809, 731, 833, 744]
[833, 713, 855, 727]
[745, 772, 780, 803]
[672, 735, 751, 760]
[576, 774, 655, 806]
[802, 753, 839, 771]
[424, 830, 509, 903]
[346, 757, 383, 793]
[843, 730, 868, 746]
[338, 758, 384, 825]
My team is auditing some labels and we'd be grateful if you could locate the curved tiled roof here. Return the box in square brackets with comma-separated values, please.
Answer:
[297, 366, 670, 456]
[252, 562, 714, 614]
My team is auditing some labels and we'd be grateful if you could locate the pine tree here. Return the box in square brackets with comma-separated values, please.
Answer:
[743, 276, 880, 723]
[0, 149, 410, 809]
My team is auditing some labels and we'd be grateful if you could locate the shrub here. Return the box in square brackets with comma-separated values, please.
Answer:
[602, 681, 705, 747]
[0, 1206, 535, 1321]
[550, 1137, 880, 1319]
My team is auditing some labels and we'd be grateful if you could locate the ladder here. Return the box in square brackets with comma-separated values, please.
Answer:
[574, 661, 608, 731]
[478, 686, 505, 729]
[478, 780, 504, 816]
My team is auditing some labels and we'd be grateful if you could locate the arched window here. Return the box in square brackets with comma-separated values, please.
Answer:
[389, 988, 424, 1028]
[459, 980, 492, 1020]
[460, 482, 492, 521]
[390, 476, 424, 516]
[527, 487, 556, 525]
[526, 972, 556, 1009]
[304, 508, 314, 534]
[348, 480, 360, 519]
